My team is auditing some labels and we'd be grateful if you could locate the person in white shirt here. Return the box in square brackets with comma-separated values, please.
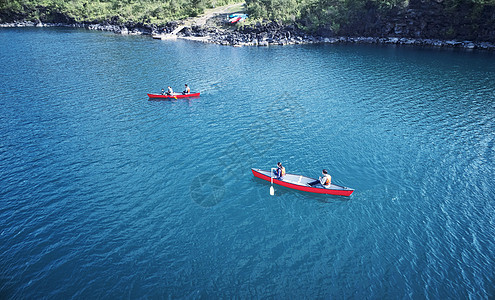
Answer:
[183, 84, 190, 94]
[308, 169, 331, 187]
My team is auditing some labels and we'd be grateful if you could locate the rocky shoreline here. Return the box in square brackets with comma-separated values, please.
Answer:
[2, 20, 495, 50]
[180, 22, 495, 50]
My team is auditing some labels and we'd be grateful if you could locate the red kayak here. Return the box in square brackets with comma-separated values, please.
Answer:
[147, 92, 200, 99]
[252, 168, 354, 196]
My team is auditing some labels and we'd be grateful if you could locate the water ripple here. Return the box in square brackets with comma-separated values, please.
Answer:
[1, 29, 495, 298]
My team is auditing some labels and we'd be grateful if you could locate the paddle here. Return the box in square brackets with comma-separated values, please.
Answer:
[270, 168, 276, 195]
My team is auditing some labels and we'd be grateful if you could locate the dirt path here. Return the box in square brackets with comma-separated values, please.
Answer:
[187, 2, 245, 27]
[153, 2, 244, 40]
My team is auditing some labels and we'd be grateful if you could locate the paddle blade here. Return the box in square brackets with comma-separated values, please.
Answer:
[270, 185, 274, 196]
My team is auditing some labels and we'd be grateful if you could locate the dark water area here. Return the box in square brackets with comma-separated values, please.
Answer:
[1, 27, 494, 298]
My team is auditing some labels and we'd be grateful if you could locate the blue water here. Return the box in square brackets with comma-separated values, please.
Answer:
[1, 27, 495, 298]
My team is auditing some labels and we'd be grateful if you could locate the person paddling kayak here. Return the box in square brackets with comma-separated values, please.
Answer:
[273, 162, 286, 180]
[308, 169, 331, 187]
[166, 86, 173, 95]
[183, 84, 190, 95]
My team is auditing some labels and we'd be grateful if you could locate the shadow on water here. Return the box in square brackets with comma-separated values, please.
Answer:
[251, 177, 351, 203]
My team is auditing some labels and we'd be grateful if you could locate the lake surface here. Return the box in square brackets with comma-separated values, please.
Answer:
[1, 27, 494, 298]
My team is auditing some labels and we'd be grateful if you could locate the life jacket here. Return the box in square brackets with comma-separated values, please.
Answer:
[323, 174, 331, 186]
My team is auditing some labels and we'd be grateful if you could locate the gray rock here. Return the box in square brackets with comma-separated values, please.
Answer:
[463, 41, 476, 49]
[387, 37, 399, 43]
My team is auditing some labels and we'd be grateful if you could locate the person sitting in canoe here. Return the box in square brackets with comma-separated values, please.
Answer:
[166, 86, 173, 95]
[182, 84, 190, 95]
[273, 162, 286, 180]
[308, 169, 331, 187]
[161, 88, 165, 95]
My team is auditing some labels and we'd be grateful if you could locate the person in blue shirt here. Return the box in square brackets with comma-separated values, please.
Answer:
[274, 162, 286, 180]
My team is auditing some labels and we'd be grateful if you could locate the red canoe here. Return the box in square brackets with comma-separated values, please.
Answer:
[230, 16, 242, 23]
[252, 168, 354, 196]
[147, 92, 200, 99]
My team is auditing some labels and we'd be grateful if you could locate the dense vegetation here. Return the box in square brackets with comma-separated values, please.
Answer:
[1, 0, 495, 40]
[245, 0, 495, 31]
[0, 0, 239, 25]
